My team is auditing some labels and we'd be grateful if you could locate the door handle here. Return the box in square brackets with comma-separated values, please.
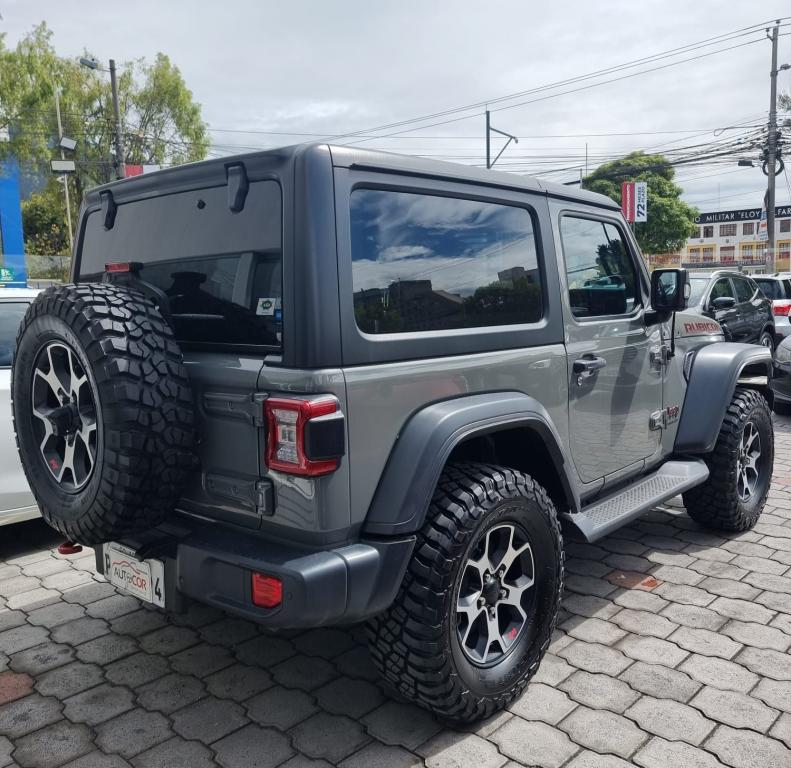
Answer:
[573, 355, 607, 385]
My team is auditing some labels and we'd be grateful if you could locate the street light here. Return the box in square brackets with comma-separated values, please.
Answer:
[79, 56, 125, 179]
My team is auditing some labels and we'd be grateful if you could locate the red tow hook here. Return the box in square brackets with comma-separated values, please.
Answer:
[57, 540, 83, 555]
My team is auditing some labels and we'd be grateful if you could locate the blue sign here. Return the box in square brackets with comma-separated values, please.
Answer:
[0, 161, 27, 287]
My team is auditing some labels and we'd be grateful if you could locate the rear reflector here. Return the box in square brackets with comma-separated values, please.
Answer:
[265, 397, 342, 476]
[251, 573, 282, 608]
[773, 301, 791, 317]
[105, 261, 142, 274]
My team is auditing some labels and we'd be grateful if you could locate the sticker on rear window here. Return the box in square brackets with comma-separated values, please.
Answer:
[256, 298, 281, 316]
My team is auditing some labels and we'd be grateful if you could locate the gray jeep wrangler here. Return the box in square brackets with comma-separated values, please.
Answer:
[11, 144, 774, 722]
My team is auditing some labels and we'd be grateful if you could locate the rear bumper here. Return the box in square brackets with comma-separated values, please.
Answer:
[96, 518, 415, 629]
[775, 315, 791, 341]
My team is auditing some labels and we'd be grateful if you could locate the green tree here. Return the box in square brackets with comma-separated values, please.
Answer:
[583, 151, 698, 254]
[0, 22, 209, 198]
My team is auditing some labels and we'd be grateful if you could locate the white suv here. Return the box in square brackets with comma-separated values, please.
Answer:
[0, 288, 40, 526]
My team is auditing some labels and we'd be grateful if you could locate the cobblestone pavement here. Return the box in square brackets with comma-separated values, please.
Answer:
[3, 420, 791, 768]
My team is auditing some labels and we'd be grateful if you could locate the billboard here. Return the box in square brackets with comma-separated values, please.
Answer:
[621, 181, 647, 223]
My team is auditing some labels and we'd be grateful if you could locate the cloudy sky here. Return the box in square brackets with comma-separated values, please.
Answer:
[2, 0, 790, 213]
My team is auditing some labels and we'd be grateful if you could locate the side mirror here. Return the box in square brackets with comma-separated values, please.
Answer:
[650, 268, 689, 316]
[711, 296, 736, 310]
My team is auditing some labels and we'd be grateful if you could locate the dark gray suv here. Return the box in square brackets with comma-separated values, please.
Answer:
[11, 144, 775, 722]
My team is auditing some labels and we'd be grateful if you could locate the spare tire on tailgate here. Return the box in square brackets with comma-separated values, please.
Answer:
[12, 283, 196, 544]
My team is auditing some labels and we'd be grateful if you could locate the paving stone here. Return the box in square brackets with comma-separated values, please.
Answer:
[168, 602, 224, 629]
[0, 576, 40, 598]
[168, 641, 234, 678]
[559, 670, 639, 714]
[619, 661, 701, 703]
[314, 677, 384, 719]
[707, 724, 791, 768]
[36, 661, 105, 700]
[679, 654, 759, 693]
[690, 686, 779, 731]
[559, 706, 646, 759]
[171, 696, 248, 743]
[290, 712, 370, 763]
[698, 576, 761, 600]
[136, 673, 205, 713]
[735, 647, 791, 680]
[418, 731, 507, 768]
[633, 737, 726, 768]
[212, 724, 294, 768]
[75, 632, 138, 665]
[770, 713, 791, 749]
[0, 671, 33, 705]
[531, 653, 575, 685]
[271, 654, 337, 691]
[490, 719, 579, 768]
[338, 741, 421, 768]
[0, 736, 11, 767]
[246, 685, 318, 730]
[131, 736, 215, 768]
[10, 642, 75, 675]
[61, 581, 116, 606]
[109, 609, 169, 637]
[743, 571, 791, 594]
[52, 617, 110, 646]
[0, 693, 62, 737]
[656, 583, 722, 609]
[771, 613, 791, 635]
[95, 709, 173, 759]
[561, 594, 620, 619]
[625, 696, 715, 746]
[567, 557, 613, 578]
[721, 620, 791, 652]
[21, 558, 71, 579]
[12, 720, 93, 768]
[64, 682, 135, 725]
[293, 628, 355, 659]
[561, 615, 628, 645]
[363, 701, 441, 750]
[709, 596, 776, 624]
[557, 641, 632, 676]
[732, 554, 788, 575]
[26, 602, 85, 628]
[756, 590, 791, 614]
[566, 752, 634, 768]
[660, 603, 727, 630]
[234, 634, 296, 668]
[668, 626, 742, 659]
[615, 635, 688, 667]
[689, 560, 750, 581]
[752, 678, 791, 713]
[138, 626, 199, 656]
[85, 594, 140, 620]
[650, 564, 705, 586]
[0, 611, 26, 634]
[104, 651, 170, 688]
[509, 682, 577, 724]
[205, 662, 273, 700]
[0, 625, 49, 655]
[612, 589, 669, 612]
[199, 618, 258, 648]
[41, 569, 93, 592]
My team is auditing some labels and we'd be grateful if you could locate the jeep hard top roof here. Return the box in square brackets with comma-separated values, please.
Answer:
[83, 142, 619, 212]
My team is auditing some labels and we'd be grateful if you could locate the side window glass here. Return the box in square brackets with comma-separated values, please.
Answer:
[783, 279, 791, 298]
[0, 303, 30, 366]
[733, 278, 754, 303]
[561, 216, 640, 318]
[709, 279, 734, 302]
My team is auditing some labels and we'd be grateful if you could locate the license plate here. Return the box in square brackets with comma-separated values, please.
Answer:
[103, 543, 165, 608]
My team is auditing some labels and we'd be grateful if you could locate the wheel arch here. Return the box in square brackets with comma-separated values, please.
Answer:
[675, 342, 773, 454]
[362, 392, 578, 536]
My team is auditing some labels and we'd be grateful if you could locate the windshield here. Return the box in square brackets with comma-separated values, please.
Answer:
[687, 277, 710, 306]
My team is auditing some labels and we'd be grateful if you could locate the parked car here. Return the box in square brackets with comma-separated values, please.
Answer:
[753, 274, 791, 344]
[11, 145, 775, 722]
[0, 288, 40, 526]
[687, 270, 775, 350]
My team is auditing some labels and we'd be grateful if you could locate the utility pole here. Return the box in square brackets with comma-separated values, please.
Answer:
[485, 110, 518, 170]
[486, 110, 491, 170]
[53, 88, 74, 252]
[765, 22, 780, 272]
[109, 59, 125, 179]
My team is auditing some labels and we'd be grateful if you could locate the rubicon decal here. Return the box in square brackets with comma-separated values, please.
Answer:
[683, 321, 721, 335]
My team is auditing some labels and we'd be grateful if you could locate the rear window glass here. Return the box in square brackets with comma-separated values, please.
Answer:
[755, 279, 784, 299]
[350, 189, 542, 334]
[0, 302, 29, 366]
[78, 181, 282, 348]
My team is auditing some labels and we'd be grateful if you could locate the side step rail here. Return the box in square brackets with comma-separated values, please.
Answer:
[567, 460, 709, 542]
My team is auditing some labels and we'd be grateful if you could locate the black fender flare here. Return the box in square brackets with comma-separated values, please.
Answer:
[362, 392, 578, 536]
[674, 342, 773, 454]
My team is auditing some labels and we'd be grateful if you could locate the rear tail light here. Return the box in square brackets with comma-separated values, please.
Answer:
[105, 261, 142, 274]
[773, 301, 791, 317]
[251, 573, 282, 608]
[264, 397, 344, 477]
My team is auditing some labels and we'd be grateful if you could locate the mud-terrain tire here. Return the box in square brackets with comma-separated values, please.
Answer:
[367, 462, 563, 723]
[12, 283, 195, 544]
[683, 388, 773, 531]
